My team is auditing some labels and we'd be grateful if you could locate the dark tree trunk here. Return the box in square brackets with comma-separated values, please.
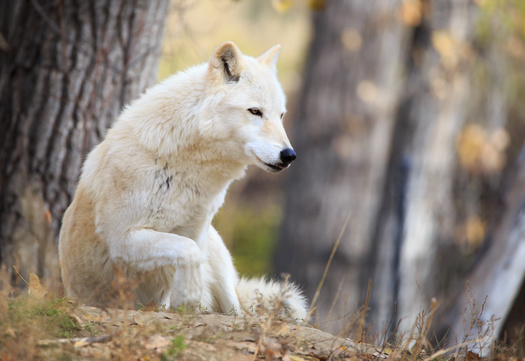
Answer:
[0, 0, 169, 284]
[373, 0, 479, 333]
[276, 0, 409, 334]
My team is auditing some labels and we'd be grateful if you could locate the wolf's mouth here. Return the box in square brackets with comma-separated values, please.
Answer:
[264, 162, 287, 173]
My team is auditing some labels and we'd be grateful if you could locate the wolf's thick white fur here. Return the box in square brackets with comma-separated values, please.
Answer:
[59, 41, 307, 320]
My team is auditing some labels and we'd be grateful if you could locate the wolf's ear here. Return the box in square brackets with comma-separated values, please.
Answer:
[257, 44, 281, 71]
[209, 41, 245, 83]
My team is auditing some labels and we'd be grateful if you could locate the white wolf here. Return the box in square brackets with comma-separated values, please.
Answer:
[59, 41, 307, 320]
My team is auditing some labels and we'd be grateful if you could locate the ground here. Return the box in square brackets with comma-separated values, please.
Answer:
[2, 275, 521, 360]
[3, 302, 380, 360]
[0, 274, 382, 360]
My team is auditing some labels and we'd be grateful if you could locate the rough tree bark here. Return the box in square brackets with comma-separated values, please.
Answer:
[0, 0, 169, 284]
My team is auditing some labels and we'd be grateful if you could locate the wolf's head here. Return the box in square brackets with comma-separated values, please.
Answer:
[203, 41, 296, 173]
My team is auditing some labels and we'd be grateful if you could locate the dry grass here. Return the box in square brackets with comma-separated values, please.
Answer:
[1, 262, 524, 361]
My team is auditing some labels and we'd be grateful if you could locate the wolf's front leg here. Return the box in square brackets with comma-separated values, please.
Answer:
[111, 228, 203, 308]
[206, 226, 243, 315]
[169, 257, 204, 309]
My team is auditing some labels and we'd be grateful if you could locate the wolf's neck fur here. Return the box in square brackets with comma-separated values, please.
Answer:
[114, 63, 246, 197]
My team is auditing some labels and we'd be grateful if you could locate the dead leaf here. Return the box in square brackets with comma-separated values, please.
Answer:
[466, 351, 482, 361]
[142, 334, 171, 352]
[4, 328, 16, 338]
[28, 273, 47, 299]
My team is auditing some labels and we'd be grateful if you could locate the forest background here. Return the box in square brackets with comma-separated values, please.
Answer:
[1, 0, 525, 352]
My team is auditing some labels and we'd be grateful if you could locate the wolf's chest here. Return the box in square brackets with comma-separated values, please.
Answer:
[144, 168, 225, 240]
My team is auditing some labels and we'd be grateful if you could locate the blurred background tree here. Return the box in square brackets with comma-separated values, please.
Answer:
[276, 0, 525, 346]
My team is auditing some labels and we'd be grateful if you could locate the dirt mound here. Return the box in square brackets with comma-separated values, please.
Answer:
[33, 306, 377, 360]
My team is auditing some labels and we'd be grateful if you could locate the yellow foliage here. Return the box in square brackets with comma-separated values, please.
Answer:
[455, 216, 486, 249]
[159, 0, 310, 93]
[456, 123, 509, 175]
[465, 216, 487, 248]
[308, 0, 326, 11]
[272, 0, 293, 13]
[399, 0, 422, 27]
[341, 28, 362, 52]
[432, 30, 459, 70]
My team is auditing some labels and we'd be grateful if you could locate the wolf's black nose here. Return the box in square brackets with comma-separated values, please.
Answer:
[280, 148, 296, 165]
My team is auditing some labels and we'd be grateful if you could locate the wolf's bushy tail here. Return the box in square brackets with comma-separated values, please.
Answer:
[236, 277, 308, 321]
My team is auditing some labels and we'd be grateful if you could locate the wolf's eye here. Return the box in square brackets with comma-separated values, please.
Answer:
[280, 113, 285, 119]
[247, 108, 263, 117]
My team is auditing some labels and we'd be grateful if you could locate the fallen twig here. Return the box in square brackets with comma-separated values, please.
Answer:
[37, 334, 112, 348]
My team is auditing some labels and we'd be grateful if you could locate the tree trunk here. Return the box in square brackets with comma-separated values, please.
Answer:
[390, 0, 479, 333]
[442, 143, 525, 349]
[0, 0, 169, 285]
[277, 0, 524, 341]
[276, 0, 409, 334]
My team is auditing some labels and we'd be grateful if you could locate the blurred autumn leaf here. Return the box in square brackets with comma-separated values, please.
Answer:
[464, 216, 486, 248]
[356, 80, 378, 104]
[456, 124, 510, 175]
[341, 28, 362, 52]
[432, 30, 460, 70]
[308, 0, 326, 11]
[399, 0, 422, 27]
[455, 216, 487, 250]
[272, 0, 292, 13]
